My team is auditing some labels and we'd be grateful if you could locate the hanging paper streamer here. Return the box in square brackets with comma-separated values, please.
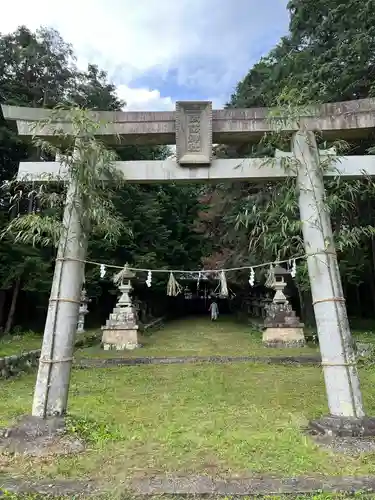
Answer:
[249, 267, 255, 287]
[100, 264, 106, 279]
[167, 272, 182, 296]
[265, 264, 275, 288]
[219, 270, 229, 298]
[146, 270, 152, 287]
[290, 259, 297, 278]
[88, 254, 306, 286]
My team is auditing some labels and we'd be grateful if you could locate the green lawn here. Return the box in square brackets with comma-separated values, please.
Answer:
[2, 361, 375, 484]
[76, 317, 319, 359]
[2, 316, 374, 360]
[0, 330, 100, 358]
[0, 333, 43, 357]
[2, 318, 375, 491]
[2, 494, 375, 500]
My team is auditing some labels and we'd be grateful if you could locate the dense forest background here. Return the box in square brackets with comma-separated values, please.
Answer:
[1, 0, 375, 332]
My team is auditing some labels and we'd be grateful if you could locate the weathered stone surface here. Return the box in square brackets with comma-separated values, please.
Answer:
[2, 474, 375, 497]
[4, 98, 375, 144]
[0, 478, 98, 497]
[263, 295, 305, 347]
[0, 350, 41, 379]
[310, 415, 375, 437]
[356, 342, 375, 358]
[312, 434, 375, 455]
[295, 129, 364, 419]
[3, 473, 375, 497]
[17, 155, 375, 184]
[132, 474, 375, 496]
[78, 354, 321, 368]
[102, 327, 139, 350]
[264, 307, 303, 328]
[77, 287, 90, 333]
[0, 332, 100, 380]
[263, 327, 306, 348]
[102, 274, 141, 351]
[175, 101, 212, 164]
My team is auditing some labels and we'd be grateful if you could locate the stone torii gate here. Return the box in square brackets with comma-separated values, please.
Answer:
[3, 99, 375, 436]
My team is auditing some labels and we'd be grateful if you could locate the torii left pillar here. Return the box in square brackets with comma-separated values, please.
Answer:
[32, 174, 87, 418]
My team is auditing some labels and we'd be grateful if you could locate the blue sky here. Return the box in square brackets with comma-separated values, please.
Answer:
[1, 0, 290, 110]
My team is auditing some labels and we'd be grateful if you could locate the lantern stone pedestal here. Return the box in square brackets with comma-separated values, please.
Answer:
[262, 265, 305, 348]
[101, 268, 141, 351]
[263, 303, 305, 347]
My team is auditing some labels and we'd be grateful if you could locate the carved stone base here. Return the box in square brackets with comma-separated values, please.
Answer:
[263, 327, 305, 347]
[101, 327, 140, 351]
[263, 299, 305, 348]
[309, 416, 375, 437]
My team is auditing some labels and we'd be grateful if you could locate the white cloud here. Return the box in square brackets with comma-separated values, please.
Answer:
[116, 85, 174, 111]
[0, 0, 289, 110]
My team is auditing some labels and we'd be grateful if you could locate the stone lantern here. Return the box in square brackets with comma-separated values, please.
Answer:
[262, 265, 305, 347]
[272, 265, 289, 303]
[77, 287, 91, 334]
[184, 285, 193, 300]
[101, 265, 140, 350]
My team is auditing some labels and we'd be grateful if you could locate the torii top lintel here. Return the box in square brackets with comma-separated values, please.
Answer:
[2, 98, 375, 165]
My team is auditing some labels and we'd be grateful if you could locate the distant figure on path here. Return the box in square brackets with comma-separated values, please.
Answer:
[209, 300, 219, 321]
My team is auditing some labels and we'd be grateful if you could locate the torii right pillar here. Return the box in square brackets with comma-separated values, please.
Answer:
[293, 129, 375, 436]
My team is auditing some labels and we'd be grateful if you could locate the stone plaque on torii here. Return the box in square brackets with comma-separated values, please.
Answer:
[175, 101, 212, 164]
[3, 98, 375, 437]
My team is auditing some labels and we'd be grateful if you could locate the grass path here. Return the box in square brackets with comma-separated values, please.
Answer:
[1, 318, 375, 488]
[76, 316, 319, 359]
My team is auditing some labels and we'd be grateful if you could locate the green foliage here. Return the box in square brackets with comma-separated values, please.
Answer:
[65, 414, 121, 445]
[1, 214, 62, 248]
[0, 24, 205, 330]
[230, 0, 375, 107]
[2, 5, 375, 328]
[0, 26, 74, 107]
[67, 63, 124, 110]
[195, 0, 375, 323]
[2, 107, 128, 249]
[0, 330, 42, 357]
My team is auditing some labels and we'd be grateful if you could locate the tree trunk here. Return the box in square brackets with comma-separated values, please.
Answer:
[4, 278, 21, 334]
[296, 284, 304, 319]
[0, 290, 7, 334]
[355, 286, 362, 317]
[369, 275, 375, 316]
[302, 290, 315, 326]
[371, 237, 375, 312]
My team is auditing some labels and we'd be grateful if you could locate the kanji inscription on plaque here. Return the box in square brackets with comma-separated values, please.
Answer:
[175, 101, 212, 165]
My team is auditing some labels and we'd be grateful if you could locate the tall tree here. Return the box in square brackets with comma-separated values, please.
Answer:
[230, 0, 375, 107]
[0, 26, 75, 107]
[0, 25, 205, 333]
[0, 26, 77, 333]
[68, 64, 124, 110]
[198, 0, 375, 322]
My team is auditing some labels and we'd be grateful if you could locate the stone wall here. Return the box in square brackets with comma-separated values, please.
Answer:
[0, 331, 101, 380]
